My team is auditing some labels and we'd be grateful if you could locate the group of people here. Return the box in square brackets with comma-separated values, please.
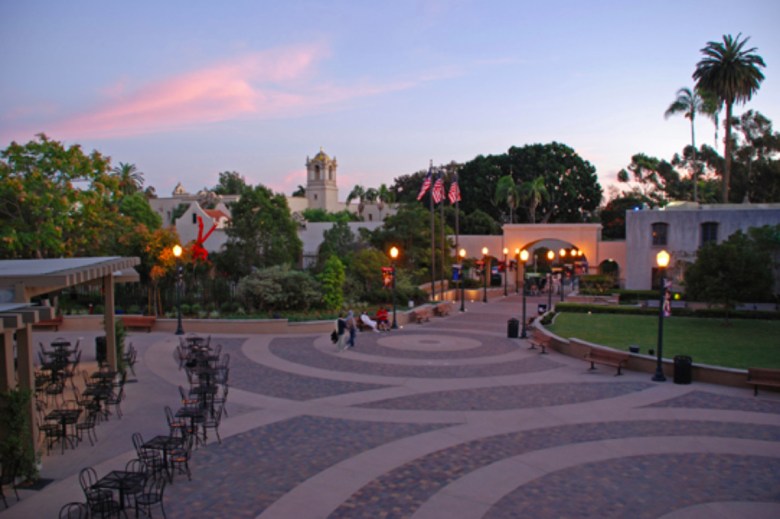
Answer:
[333, 306, 391, 351]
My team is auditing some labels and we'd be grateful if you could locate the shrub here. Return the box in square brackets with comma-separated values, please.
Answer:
[238, 265, 323, 312]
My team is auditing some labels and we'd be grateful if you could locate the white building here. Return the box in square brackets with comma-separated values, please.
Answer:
[148, 149, 395, 265]
[624, 202, 780, 292]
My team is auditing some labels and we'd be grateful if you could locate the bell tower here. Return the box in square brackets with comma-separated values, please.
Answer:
[305, 148, 339, 211]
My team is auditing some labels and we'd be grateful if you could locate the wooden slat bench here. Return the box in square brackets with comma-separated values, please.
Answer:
[33, 315, 64, 331]
[411, 307, 432, 324]
[434, 303, 451, 317]
[747, 367, 780, 396]
[584, 347, 630, 376]
[529, 330, 552, 354]
[120, 315, 156, 332]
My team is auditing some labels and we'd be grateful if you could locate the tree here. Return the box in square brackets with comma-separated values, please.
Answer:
[213, 171, 248, 195]
[292, 185, 306, 197]
[222, 184, 302, 278]
[617, 153, 685, 204]
[684, 226, 775, 320]
[376, 183, 393, 220]
[0, 134, 126, 258]
[461, 208, 501, 235]
[599, 194, 650, 240]
[316, 221, 357, 270]
[665, 87, 707, 202]
[494, 174, 520, 223]
[112, 162, 144, 195]
[731, 110, 780, 202]
[694, 33, 766, 202]
[346, 185, 366, 219]
[519, 176, 549, 224]
[237, 265, 321, 312]
[319, 255, 346, 310]
[119, 192, 162, 231]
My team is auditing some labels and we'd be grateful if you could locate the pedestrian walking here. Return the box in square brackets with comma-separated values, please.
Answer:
[335, 312, 347, 351]
[345, 310, 357, 349]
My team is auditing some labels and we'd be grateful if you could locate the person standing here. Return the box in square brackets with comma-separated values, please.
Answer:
[335, 312, 347, 351]
[345, 310, 357, 349]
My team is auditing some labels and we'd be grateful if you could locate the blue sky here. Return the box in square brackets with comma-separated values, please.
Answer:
[1, 1, 778, 201]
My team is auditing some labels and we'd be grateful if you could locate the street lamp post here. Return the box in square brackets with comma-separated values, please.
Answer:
[502, 247, 508, 296]
[482, 247, 489, 303]
[652, 250, 671, 382]
[520, 249, 529, 338]
[459, 248, 467, 312]
[514, 248, 520, 294]
[546, 250, 554, 312]
[390, 246, 399, 329]
[559, 248, 567, 302]
[172, 244, 184, 335]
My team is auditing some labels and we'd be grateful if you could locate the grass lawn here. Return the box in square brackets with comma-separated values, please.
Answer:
[547, 312, 780, 370]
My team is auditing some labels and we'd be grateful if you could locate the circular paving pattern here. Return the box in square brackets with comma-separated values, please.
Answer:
[19, 299, 780, 519]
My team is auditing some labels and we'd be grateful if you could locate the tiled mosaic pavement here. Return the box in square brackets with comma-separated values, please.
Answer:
[14, 300, 780, 519]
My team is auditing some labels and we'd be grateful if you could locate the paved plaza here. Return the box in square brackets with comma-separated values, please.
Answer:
[4, 294, 780, 518]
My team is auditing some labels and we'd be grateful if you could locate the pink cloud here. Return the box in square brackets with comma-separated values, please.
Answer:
[47, 44, 328, 139]
[266, 169, 306, 195]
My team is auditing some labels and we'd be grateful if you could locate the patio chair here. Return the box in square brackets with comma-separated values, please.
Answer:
[44, 380, 65, 408]
[178, 385, 198, 408]
[165, 406, 187, 438]
[132, 433, 166, 479]
[202, 402, 224, 445]
[123, 344, 137, 376]
[135, 474, 167, 519]
[58, 502, 90, 519]
[212, 384, 229, 417]
[35, 400, 62, 455]
[0, 458, 20, 508]
[76, 408, 99, 446]
[78, 467, 119, 518]
[169, 432, 194, 482]
[104, 385, 124, 419]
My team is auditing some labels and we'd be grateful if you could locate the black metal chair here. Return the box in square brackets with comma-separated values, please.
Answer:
[169, 432, 194, 482]
[76, 409, 99, 446]
[164, 406, 186, 439]
[202, 402, 224, 445]
[132, 433, 166, 480]
[104, 385, 124, 419]
[78, 467, 120, 518]
[135, 474, 167, 519]
[0, 458, 20, 509]
[58, 502, 90, 518]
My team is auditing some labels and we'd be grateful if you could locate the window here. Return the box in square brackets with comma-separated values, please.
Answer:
[651, 222, 668, 246]
[701, 222, 718, 245]
[192, 213, 197, 224]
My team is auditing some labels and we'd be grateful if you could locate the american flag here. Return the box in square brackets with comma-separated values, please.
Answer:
[417, 167, 433, 201]
[448, 177, 461, 204]
[432, 172, 445, 204]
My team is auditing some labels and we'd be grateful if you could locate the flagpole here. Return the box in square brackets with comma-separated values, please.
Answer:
[440, 193, 445, 299]
[429, 161, 436, 302]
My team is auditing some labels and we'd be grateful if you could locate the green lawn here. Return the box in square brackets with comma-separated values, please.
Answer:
[547, 313, 780, 369]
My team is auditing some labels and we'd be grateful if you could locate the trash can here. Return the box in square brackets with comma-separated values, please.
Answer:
[507, 318, 519, 338]
[673, 355, 692, 384]
[537, 304, 547, 315]
[95, 336, 107, 365]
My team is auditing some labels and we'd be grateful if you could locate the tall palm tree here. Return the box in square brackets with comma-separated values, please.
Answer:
[376, 183, 393, 220]
[346, 185, 366, 219]
[494, 175, 520, 223]
[112, 162, 144, 195]
[694, 33, 766, 203]
[698, 88, 723, 150]
[665, 87, 705, 202]
[520, 176, 549, 224]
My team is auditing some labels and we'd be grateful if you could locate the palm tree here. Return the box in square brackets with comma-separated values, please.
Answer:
[665, 87, 705, 202]
[346, 185, 366, 219]
[520, 176, 549, 224]
[112, 162, 144, 195]
[694, 33, 766, 203]
[494, 175, 520, 223]
[699, 88, 723, 150]
[376, 183, 393, 220]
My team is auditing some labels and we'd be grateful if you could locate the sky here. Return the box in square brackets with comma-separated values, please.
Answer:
[1, 0, 779, 201]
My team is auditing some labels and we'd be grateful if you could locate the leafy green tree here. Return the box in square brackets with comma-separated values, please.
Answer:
[730, 110, 780, 202]
[316, 221, 357, 270]
[665, 87, 708, 202]
[461, 209, 501, 235]
[213, 171, 248, 195]
[319, 255, 345, 310]
[112, 162, 144, 195]
[223, 184, 302, 278]
[292, 185, 306, 197]
[694, 33, 766, 202]
[598, 194, 650, 240]
[494, 174, 520, 223]
[684, 227, 775, 320]
[350, 247, 390, 295]
[376, 183, 394, 220]
[0, 134, 125, 258]
[301, 208, 359, 223]
[119, 192, 162, 231]
[617, 153, 685, 204]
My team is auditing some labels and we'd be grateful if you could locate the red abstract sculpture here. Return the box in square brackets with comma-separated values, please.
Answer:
[192, 215, 217, 262]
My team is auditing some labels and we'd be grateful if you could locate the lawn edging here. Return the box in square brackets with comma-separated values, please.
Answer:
[531, 323, 750, 389]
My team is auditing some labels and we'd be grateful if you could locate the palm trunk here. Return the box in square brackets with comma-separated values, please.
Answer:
[690, 117, 698, 203]
[723, 102, 733, 203]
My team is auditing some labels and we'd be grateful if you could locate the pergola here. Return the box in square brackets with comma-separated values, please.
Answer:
[0, 257, 140, 450]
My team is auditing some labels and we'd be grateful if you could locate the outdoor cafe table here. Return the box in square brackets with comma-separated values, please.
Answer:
[143, 435, 183, 481]
[92, 470, 147, 511]
[44, 408, 81, 453]
[175, 407, 206, 446]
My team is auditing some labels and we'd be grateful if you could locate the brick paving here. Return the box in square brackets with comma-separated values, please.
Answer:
[8, 294, 780, 519]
